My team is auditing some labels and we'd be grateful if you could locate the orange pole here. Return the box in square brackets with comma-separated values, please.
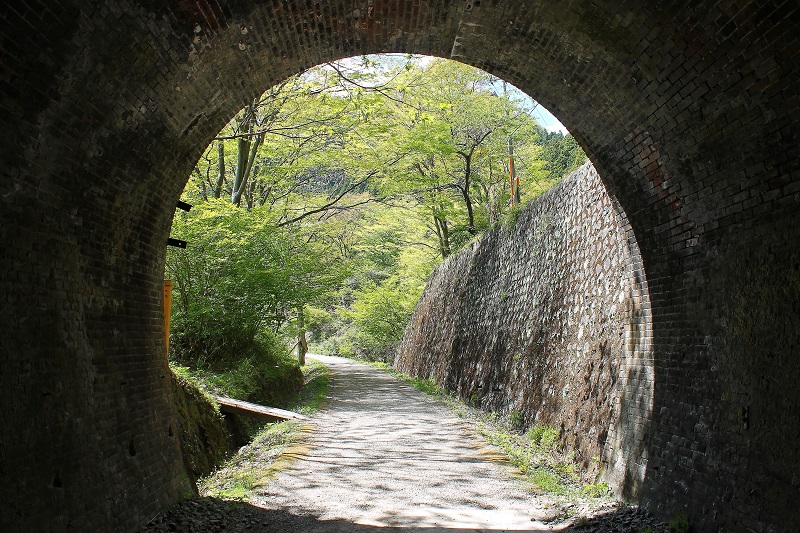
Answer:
[163, 279, 173, 357]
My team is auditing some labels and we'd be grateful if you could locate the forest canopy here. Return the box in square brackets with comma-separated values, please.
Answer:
[167, 54, 586, 373]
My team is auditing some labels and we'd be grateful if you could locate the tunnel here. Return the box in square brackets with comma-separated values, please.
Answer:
[0, 1, 798, 531]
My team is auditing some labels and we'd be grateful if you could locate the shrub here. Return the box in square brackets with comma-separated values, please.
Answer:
[172, 329, 303, 408]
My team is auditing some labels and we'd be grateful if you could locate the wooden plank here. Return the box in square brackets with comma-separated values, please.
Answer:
[213, 396, 308, 422]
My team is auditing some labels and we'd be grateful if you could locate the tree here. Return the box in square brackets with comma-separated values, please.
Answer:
[363, 58, 550, 255]
[175, 53, 586, 366]
[166, 200, 351, 367]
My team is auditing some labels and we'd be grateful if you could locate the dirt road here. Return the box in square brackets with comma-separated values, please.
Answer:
[248, 355, 552, 531]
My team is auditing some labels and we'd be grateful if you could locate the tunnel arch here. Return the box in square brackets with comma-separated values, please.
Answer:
[1, 1, 798, 531]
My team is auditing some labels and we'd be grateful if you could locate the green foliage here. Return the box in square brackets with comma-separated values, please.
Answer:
[310, 202, 437, 361]
[345, 276, 423, 360]
[581, 482, 611, 498]
[171, 330, 303, 410]
[400, 375, 444, 396]
[167, 196, 349, 373]
[502, 202, 525, 233]
[668, 512, 690, 533]
[292, 360, 330, 415]
[506, 410, 523, 429]
[531, 468, 564, 493]
[527, 424, 561, 450]
[178, 54, 585, 372]
[536, 130, 588, 182]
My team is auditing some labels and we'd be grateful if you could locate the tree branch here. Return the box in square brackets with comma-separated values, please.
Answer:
[276, 174, 375, 227]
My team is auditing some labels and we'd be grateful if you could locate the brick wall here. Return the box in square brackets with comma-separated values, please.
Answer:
[1, 1, 797, 531]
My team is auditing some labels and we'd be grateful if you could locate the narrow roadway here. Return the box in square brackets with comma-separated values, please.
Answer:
[250, 355, 556, 531]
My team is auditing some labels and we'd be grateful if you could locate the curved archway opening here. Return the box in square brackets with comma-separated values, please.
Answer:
[164, 53, 656, 523]
[1, 2, 797, 532]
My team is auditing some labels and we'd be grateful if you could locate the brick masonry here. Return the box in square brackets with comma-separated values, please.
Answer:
[0, 1, 797, 531]
[396, 162, 655, 492]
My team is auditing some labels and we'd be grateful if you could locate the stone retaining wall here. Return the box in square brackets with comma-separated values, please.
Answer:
[396, 162, 653, 487]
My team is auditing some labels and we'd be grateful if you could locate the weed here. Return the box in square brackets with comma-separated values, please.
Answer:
[415, 377, 444, 396]
[507, 411, 523, 429]
[502, 203, 524, 233]
[527, 424, 561, 450]
[170, 364, 220, 412]
[555, 461, 577, 477]
[468, 391, 480, 406]
[531, 468, 565, 493]
[372, 364, 617, 510]
[668, 512, 690, 533]
[292, 360, 330, 415]
[574, 516, 591, 528]
[581, 482, 610, 498]
[358, 360, 446, 397]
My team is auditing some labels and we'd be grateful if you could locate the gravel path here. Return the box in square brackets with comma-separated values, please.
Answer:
[250, 355, 552, 530]
[142, 355, 669, 532]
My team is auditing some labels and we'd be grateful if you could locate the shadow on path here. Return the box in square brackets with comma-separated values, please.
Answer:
[142, 496, 665, 532]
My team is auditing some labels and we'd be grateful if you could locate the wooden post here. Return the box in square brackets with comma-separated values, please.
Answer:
[163, 279, 173, 357]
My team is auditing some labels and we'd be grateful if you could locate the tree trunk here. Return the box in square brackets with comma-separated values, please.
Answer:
[297, 306, 308, 366]
[434, 214, 451, 258]
[460, 151, 477, 235]
[232, 133, 264, 207]
[231, 137, 249, 204]
[463, 185, 476, 236]
[509, 138, 521, 204]
[214, 141, 225, 198]
[244, 162, 260, 210]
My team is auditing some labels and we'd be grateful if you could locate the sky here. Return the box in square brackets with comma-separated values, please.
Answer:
[531, 106, 568, 134]
[486, 76, 568, 134]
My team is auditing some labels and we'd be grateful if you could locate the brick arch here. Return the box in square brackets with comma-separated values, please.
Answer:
[1, 1, 797, 531]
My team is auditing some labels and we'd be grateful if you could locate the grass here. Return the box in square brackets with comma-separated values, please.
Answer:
[291, 359, 330, 415]
[199, 420, 303, 499]
[198, 360, 330, 500]
[171, 364, 220, 409]
[170, 354, 302, 404]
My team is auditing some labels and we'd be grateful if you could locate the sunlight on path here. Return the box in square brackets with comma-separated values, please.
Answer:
[249, 355, 562, 531]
